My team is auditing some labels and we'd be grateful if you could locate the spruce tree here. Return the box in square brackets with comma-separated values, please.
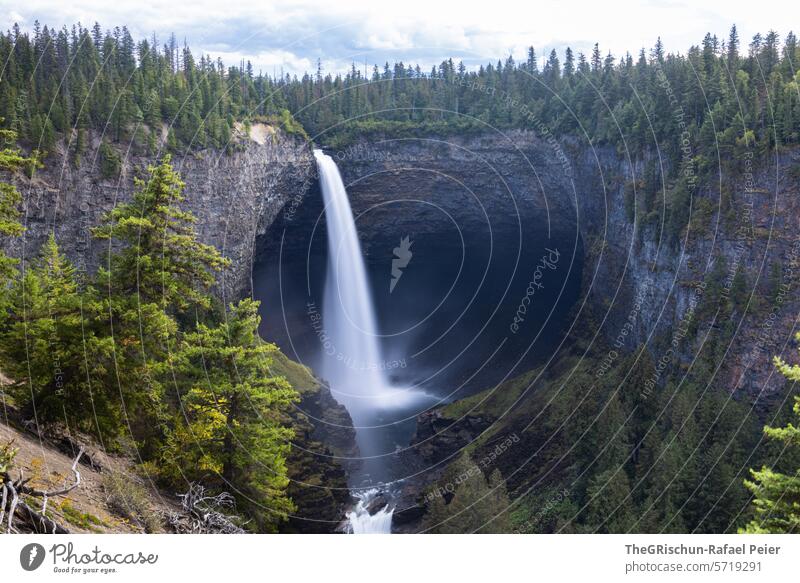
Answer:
[0, 234, 116, 434]
[161, 299, 298, 532]
[0, 122, 27, 282]
[741, 339, 800, 533]
[90, 157, 228, 450]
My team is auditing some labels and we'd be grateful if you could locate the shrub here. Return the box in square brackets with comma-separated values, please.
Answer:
[98, 142, 121, 179]
[102, 472, 161, 533]
[0, 440, 17, 474]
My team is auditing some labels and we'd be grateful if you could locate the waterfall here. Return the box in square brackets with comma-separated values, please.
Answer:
[315, 149, 395, 534]
[346, 489, 394, 534]
[316, 149, 392, 411]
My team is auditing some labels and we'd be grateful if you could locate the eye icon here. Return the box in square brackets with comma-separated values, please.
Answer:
[20, 543, 46, 571]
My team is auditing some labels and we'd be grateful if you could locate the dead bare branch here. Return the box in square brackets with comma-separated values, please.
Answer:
[15, 499, 70, 534]
[1, 447, 84, 534]
[20, 447, 84, 498]
[0, 480, 7, 526]
[169, 483, 245, 534]
[6, 481, 18, 534]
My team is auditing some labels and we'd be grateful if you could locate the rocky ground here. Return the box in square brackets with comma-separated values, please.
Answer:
[0, 399, 180, 533]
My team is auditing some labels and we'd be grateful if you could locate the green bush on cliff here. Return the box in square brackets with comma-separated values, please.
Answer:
[741, 338, 800, 533]
[422, 454, 513, 533]
[98, 141, 122, 179]
[0, 157, 298, 531]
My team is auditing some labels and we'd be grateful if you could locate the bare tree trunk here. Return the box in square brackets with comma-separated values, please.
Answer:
[1, 447, 83, 534]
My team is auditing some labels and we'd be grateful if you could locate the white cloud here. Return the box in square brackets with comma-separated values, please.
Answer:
[1, 0, 799, 75]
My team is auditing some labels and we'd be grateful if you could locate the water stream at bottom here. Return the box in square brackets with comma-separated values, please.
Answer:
[346, 489, 394, 534]
[316, 149, 432, 533]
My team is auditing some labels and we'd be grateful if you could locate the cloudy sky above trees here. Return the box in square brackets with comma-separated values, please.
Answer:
[2, 0, 798, 76]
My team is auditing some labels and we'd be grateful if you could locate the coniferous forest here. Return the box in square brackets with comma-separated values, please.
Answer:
[1, 14, 800, 543]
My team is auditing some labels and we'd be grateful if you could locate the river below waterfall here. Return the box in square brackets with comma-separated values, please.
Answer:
[315, 149, 432, 533]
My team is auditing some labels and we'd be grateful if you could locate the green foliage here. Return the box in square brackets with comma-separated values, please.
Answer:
[741, 339, 800, 533]
[60, 501, 107, 532]
[158, 299, 298, 531]
[0, 157, 297, 531]
[85, 157, 228, 447]
[276, 27, 800, 162]
[423, 454, 513, 533]
[583, 469, 636, 533]
[93, 155, 229, 311]
[98, 141, 121, 179]
[0, 234, 118, 433]
[0, 23, 301, 152]
[4, 22, 798, 176]
[458, 342, 767, 534]
[102, 472, 161, 532]
[0, 440, 17, 474]
[0, 122, 27, 282]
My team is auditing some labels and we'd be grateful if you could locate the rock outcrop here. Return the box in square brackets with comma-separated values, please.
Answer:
[2, 127, 315, 300]
[331, 132, 800, 400]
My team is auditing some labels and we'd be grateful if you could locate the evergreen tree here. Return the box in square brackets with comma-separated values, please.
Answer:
[89, 157, 228, 450]
[0, 122, 28, 281]
[92, 156, 229, 311]
[423, 454, 513, 533]
[741, 338, 800, 533]
[161, 299, 298, 531]
[0, 234, 116, 434]
[584, 469, 636, 533]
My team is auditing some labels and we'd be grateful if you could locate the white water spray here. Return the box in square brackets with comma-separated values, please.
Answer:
[315, 149, 397, 533]
[346, 489, 394, 534]
[316, 150, 392, 409]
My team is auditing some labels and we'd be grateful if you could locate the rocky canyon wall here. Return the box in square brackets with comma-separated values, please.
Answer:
[330, 132, 800, 401]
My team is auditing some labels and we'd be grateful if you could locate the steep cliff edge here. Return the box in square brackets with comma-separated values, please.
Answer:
[331, 132, 800, 400]
[2, 126, 315, 300]
[1, 128, 359, 533]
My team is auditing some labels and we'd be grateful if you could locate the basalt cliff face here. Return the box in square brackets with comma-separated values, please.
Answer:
[330, 132, 800, 401]
[326, 132, 800, 532]
[1, 129, 361, 533]
[2, 127, 315, 300]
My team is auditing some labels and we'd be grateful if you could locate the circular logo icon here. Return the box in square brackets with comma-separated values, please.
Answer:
[20, 543, 46, 571]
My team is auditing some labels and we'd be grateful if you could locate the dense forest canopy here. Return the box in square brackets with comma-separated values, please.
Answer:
[1, 22, 798, 164]
[2, 20, 800, 534]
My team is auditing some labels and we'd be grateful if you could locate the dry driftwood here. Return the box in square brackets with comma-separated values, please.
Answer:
[167, 482, 245, 534]
[0, 447, 84, 534]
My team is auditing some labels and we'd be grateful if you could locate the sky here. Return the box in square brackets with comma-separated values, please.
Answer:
[2, 0, 799, 77]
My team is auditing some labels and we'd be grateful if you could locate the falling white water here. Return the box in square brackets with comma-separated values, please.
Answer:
[315, 149, 397, 533]
[346, 489, 394, 534]
[316, 149, 392, 410]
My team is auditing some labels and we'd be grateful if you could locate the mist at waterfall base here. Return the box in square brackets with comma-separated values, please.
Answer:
[251, 147, 582, 533]
[314, 150, 432, 489]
